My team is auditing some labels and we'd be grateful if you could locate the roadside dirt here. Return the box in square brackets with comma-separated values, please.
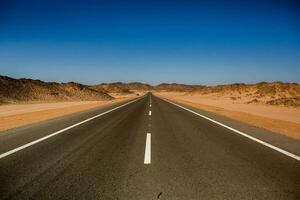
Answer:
[0, 97, 134, 132]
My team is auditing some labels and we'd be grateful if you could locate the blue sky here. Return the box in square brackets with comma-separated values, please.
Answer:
[0, 0, 299, 85]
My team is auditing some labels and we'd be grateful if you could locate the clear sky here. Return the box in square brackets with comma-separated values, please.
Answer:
[0, 0, 299, 85]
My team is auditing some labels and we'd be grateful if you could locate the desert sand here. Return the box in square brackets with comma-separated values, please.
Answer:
[155, 92, 300, 140]
[0, 96, 135, 132]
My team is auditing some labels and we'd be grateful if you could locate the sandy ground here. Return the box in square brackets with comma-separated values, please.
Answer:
[0, 96, 135, 132]
[155, 92, 300, 140]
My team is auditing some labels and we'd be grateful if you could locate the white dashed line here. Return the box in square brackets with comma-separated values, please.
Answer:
[144, 133, 151, 164]
[149, 111, 152, 116]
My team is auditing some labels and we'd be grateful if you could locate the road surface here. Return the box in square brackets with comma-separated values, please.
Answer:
[0, 93, 299, 199]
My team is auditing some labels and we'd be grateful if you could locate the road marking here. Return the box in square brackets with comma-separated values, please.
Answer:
[150, 104, 152, 107]
[162, 98, 300, 161]
[144, 133, 151, 164]
[0, 97, 143, 159]
[149, 111, 152, 116]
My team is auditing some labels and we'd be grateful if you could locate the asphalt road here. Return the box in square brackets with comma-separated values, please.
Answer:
[0, 93, 299, 199]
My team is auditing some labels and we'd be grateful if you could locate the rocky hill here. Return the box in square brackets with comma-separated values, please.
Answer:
[0, 76, 113, 104]
[182, 82, 300, 107]
[190, 82, 300, 97]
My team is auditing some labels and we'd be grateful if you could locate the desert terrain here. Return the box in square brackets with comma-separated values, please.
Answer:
[1, 75, 299, 139]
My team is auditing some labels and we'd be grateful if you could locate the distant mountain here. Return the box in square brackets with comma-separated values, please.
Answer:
[155, 83, 205, 92]
[0, 75, 113, 104]
[91, 82, 153, 93]
[91, 82, 132, 94]
[125, 82, 153, 91]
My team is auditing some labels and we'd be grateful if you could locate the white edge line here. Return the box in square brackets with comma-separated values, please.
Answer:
[0, 97, 143, 159]
[144, 133, 151, 164]
[161, 97, 300, 161]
